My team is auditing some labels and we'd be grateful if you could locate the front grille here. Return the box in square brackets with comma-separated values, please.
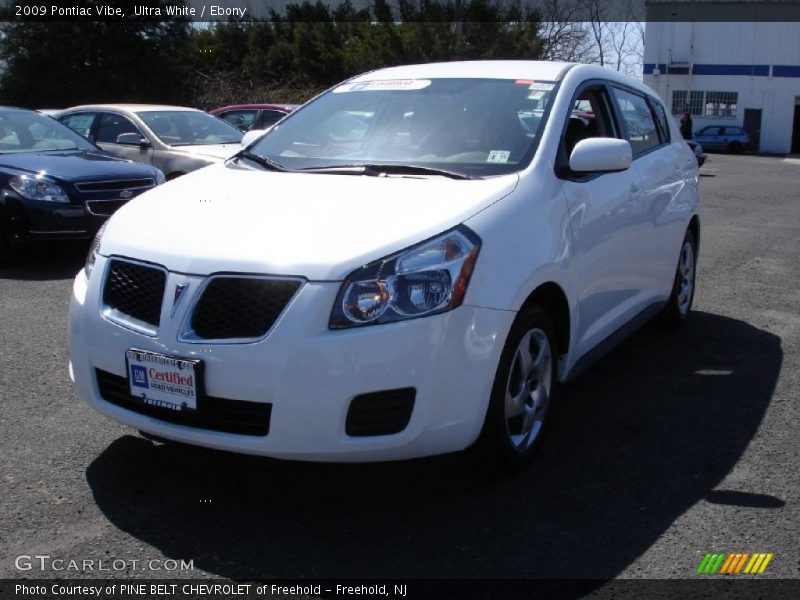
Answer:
[96, 369, 271, 436]
[86, 199, 129, 217]
[76, 178, 155, 192]
[190, 277, 302, 340]
[346, 388, 416, 437]
[103, 259, 166, 329]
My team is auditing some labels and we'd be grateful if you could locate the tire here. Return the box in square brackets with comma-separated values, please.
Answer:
[166, 172, 185, 181]
[0, 221, 12, 267]
[657, 229, 697, 328]
[729, 141, 743, 154]
[471, 304, 560, 469]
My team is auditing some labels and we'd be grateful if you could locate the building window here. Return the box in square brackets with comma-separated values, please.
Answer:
[671, 90, 687, 115]
[689, 91, 705, 116]
[672, 90, 738, 118]
[704, 91, 737, 117]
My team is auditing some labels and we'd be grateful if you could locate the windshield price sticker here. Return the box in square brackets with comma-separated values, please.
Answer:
[334, 79, 432, 93]
[487, 150, 511, 164]
[529, 82, 555, 91]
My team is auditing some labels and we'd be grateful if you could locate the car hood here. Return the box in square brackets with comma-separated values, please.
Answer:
[0, 150, 157, 181]
[102, 163, 518, 280]
[169, 143, 241, 161]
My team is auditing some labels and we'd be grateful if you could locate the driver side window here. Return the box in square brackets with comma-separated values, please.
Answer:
[96, 113, 144, 145]
[561, 85, 618, 158]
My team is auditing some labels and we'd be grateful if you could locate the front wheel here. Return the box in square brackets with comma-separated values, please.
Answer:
[0, 222, 11, 267]
[729, 141, 743, 154]
[471, 304, 560, 469]
[657, 229, 697, 328]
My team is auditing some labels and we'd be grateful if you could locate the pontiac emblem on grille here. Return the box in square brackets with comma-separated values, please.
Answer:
[172, 283, 189, 316]
[120, 190, 134, 199]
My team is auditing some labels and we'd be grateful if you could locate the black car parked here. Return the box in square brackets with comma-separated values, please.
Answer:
[0, 107, 164, 263]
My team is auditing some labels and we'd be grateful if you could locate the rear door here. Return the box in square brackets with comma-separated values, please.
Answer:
[612, 86, 694, 300]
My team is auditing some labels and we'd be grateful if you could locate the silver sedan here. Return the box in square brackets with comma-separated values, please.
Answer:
[57, 104, 243, 179]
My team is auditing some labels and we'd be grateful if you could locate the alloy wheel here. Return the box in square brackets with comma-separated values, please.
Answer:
[504, 328, 553, 451]
[677, 241, 695, 315]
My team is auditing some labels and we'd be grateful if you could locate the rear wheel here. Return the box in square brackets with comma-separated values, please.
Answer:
[657, 229, 697, 328]
[471, 305, 559, 469]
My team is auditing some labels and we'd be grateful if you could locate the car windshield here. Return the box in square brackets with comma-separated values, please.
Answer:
[0, 111, 97, 154]
[245, 78, 557, 177]
[137, 111, 243, 146]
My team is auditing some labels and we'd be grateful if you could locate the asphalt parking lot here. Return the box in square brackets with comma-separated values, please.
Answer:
[1, 153, 798, 585]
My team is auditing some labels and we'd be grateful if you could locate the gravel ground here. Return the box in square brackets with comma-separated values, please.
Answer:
[1, 153, 798, 586]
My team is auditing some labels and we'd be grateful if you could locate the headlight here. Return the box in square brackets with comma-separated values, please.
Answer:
[694, 144, 704, 155]
[330, 226, 481, 329]
[9, 175, 68, 203]
[154, 169, 166, 185]
[84, 221, 108, 279]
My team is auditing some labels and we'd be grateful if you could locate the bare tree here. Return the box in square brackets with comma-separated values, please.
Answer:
[536, 0, 595, 62]
[577, 0, 645, 77]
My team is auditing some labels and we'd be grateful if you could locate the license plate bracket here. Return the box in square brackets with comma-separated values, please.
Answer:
[125, 349, 202, 412]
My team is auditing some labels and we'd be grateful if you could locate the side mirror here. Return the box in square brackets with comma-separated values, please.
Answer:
[116, 133, 150, 148]
[241, 128, 270, 147]
[569, 138, 632, 173]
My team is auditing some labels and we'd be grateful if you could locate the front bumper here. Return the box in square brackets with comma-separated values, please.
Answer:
[1, 194, 103, 242]
[69, 257, 514, 461]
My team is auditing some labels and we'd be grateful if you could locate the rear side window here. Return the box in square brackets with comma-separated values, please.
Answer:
[219, 109, 258, 132]
[701, 127, 722, 136]
[650, 98, 671, 143]
[60, 113, 96, 138]
[259, 110, 288, 128]
[611, 87, 661, 156]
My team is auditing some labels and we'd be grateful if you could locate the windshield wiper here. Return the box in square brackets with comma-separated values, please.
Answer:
[234, 150, 288, 172]
[298, 163, 474, 180]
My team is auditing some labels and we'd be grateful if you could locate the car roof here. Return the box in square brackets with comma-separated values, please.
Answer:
[0, 106, 39, 114]
[350, 60, 574, 82]
[350, 60, 659, 99]
[62, 104, 201, 113]
[211, 103, 299, 113]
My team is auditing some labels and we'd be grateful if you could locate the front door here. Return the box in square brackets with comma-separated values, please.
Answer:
[743, 109, 762, 152]
[94, 113, 153, 166]
[695, 126, 724, 150]
[558, 83, 649, 357]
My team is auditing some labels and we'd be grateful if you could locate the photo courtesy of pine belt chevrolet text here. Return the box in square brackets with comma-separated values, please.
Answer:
[68, 61, 700, 467]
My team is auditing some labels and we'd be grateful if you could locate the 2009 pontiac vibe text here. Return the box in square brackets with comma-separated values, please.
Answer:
[69, 61, 700, 467]
[22, 4, 250, 18]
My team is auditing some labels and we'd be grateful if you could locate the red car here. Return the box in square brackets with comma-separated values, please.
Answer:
[210, 103, 299, 132]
